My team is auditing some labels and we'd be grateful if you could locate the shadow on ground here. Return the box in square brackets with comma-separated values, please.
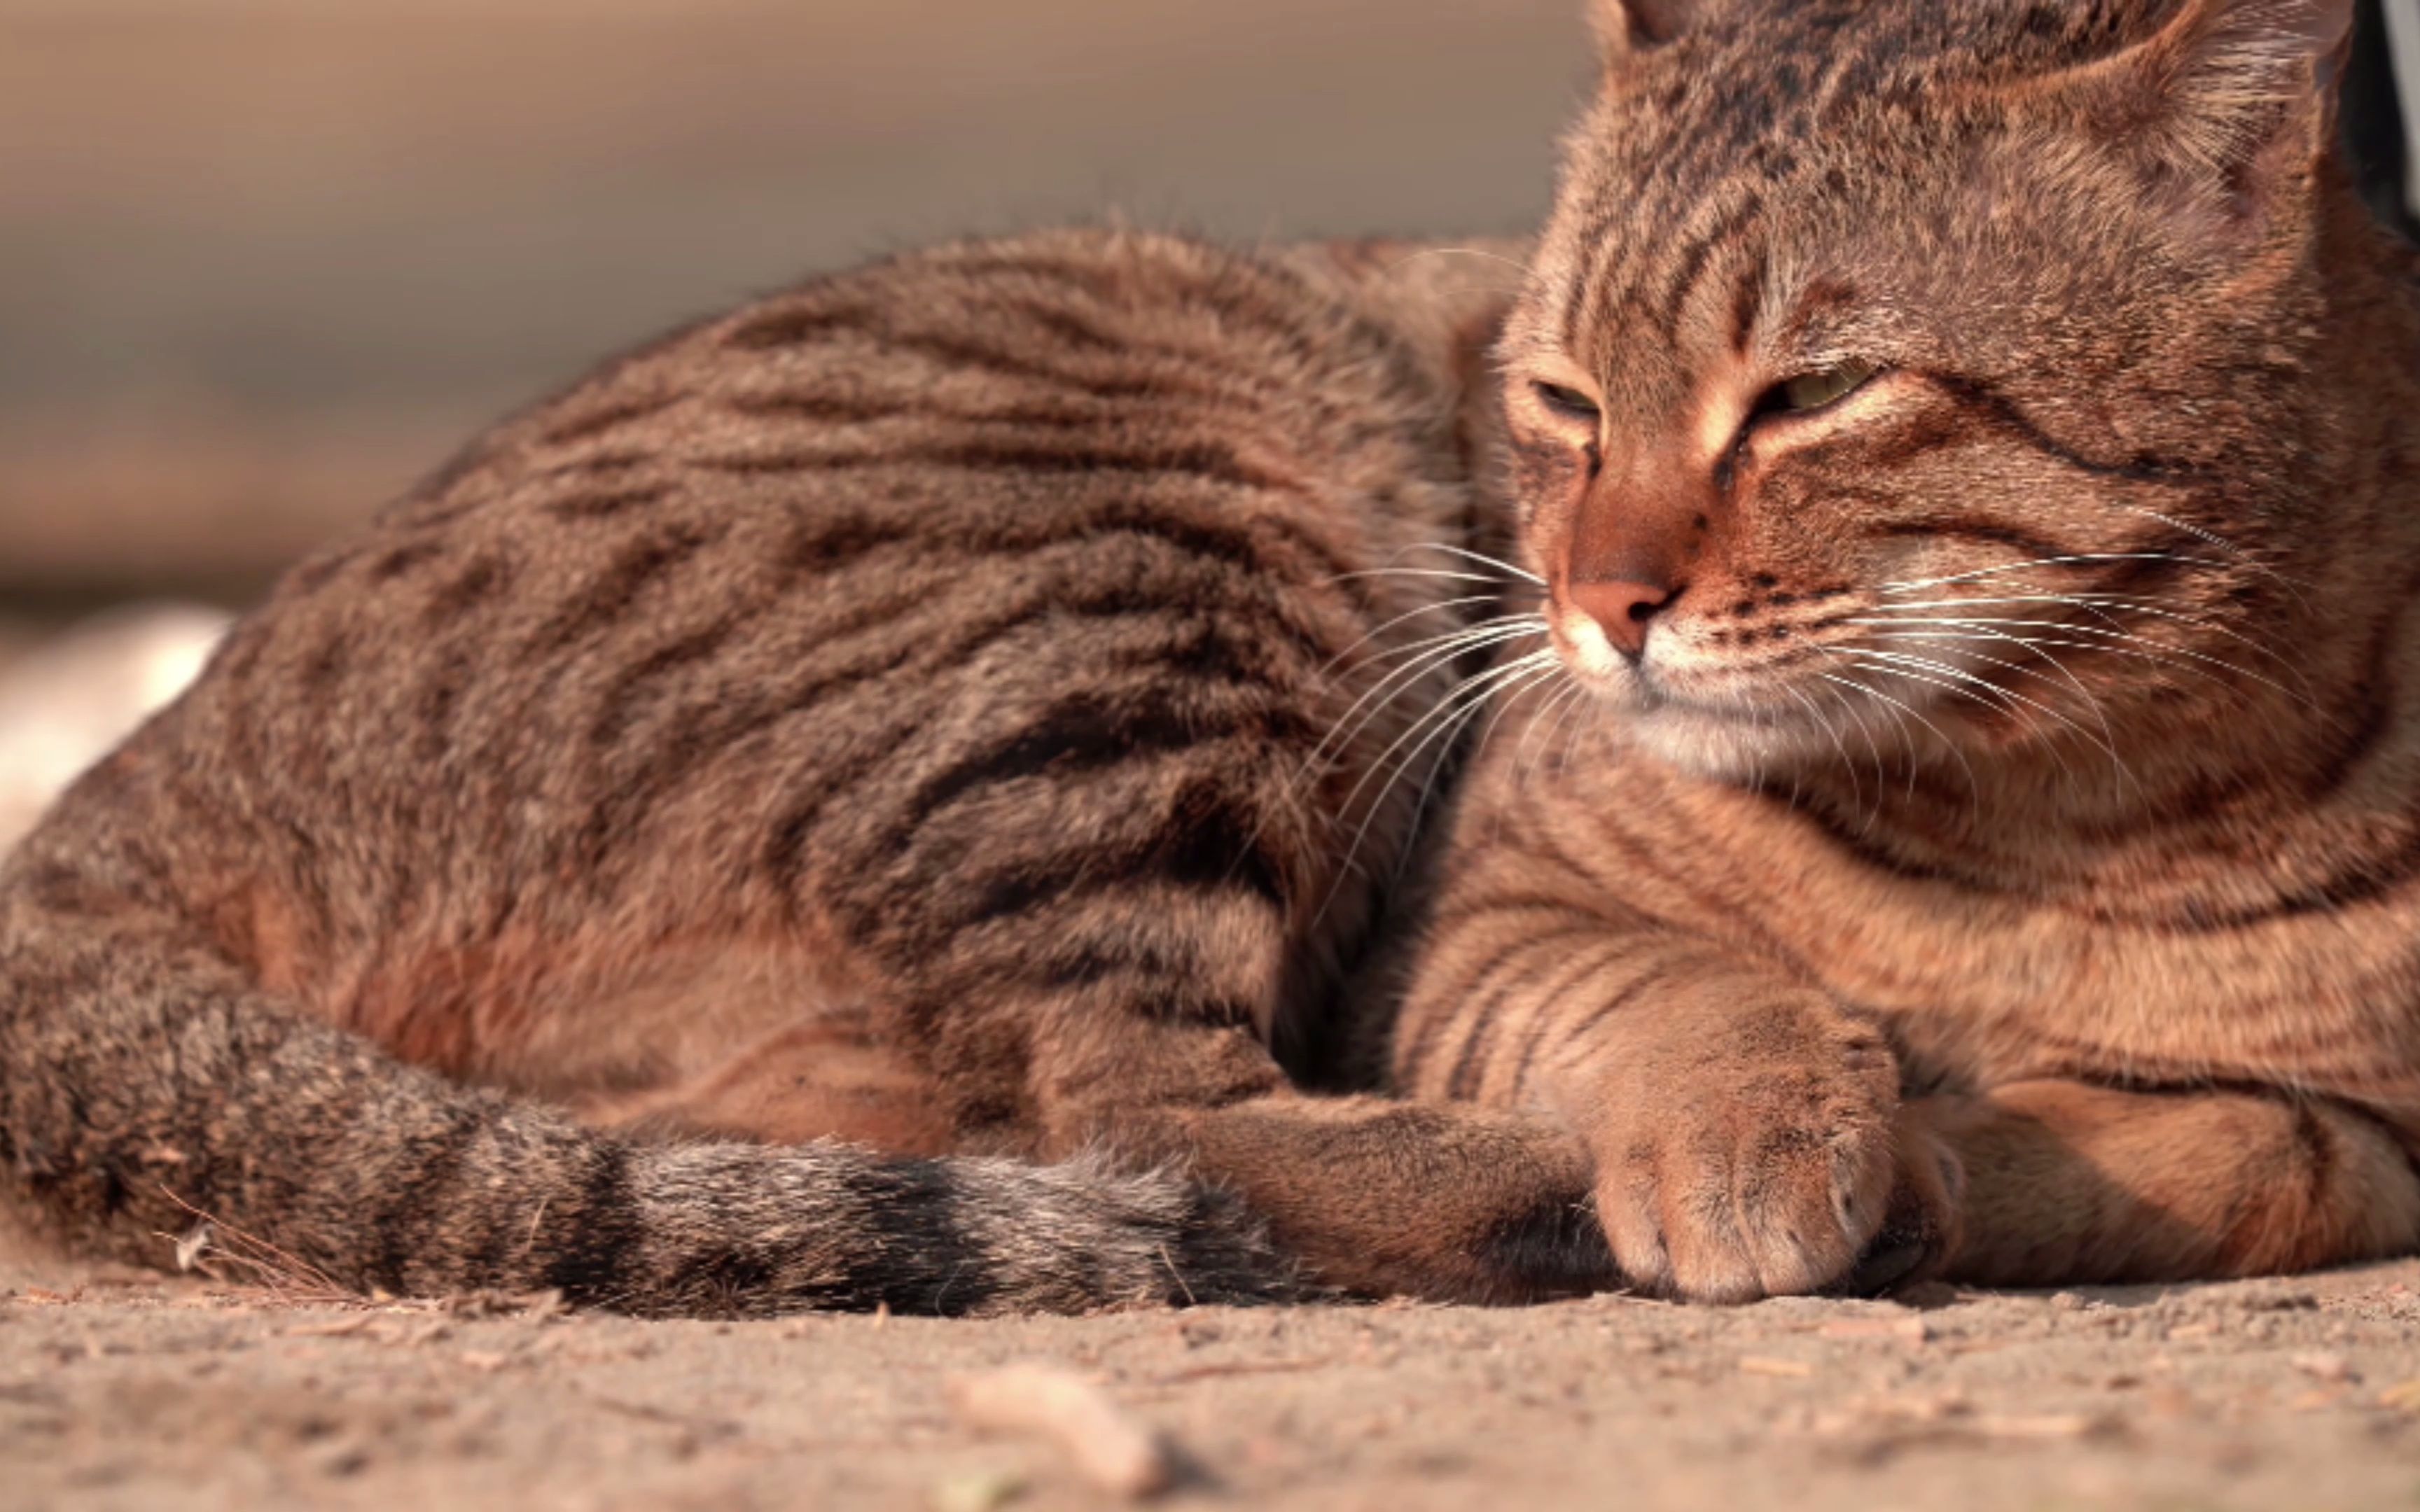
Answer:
[8, 1226, 2420, 1512]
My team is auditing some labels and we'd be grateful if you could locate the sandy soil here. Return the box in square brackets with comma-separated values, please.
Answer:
[9, 1231, 2420, 1512]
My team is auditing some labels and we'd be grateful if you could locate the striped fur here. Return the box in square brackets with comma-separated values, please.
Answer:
[1391, 0, 2420, 1299]
[0, 229, 1621, 1314]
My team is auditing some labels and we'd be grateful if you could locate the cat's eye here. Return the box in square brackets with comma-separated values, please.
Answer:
[1531, 381, 1604, 426]
[1772, 358, 1880, 415]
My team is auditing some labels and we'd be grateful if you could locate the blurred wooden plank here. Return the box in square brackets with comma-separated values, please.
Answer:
[0, 2, 1583, 411]
[0, 2, 1585, 597]
[0, 407, 462, 598]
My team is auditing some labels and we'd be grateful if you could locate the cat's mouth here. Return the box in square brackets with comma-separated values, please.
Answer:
[1545, 603, 1996, 780]
[1545, 626, 1842, 776]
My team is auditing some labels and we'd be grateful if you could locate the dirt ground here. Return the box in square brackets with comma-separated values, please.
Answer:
[9, 1228, 2420, 1512]
[16, 629, 2420, 1511]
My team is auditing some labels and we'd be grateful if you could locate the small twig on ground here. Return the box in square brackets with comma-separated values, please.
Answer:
[948, 1364, 1176, 1500]
[1148, 1357, 1329, 1387]
[151, 1188, 356, 1308]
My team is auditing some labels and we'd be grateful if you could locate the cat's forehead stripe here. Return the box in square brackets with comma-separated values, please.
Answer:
[1552, 0, 2078, 368]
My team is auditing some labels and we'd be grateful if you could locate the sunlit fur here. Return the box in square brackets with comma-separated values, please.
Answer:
[1504, 0, 2393, 794]
[0, 231, 1632, 1315]
[1395, 0, 2420, 1301]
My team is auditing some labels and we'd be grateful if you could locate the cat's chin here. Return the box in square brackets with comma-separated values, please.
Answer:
[1611, 694, 1868, 784]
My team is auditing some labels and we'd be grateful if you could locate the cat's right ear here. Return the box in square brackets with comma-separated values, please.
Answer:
[1588, 0, 1716, 58]
[2025, 0, 2356, 230]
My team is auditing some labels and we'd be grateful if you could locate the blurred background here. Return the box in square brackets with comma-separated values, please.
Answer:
[0, 0, 1591, 626]
[0, 0, 1599, 844]
[0, 0, 2413, 847]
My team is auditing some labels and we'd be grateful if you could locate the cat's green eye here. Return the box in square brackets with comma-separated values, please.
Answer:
[1776, 359, 1879, 414]
[1532, 381, 1604, 426]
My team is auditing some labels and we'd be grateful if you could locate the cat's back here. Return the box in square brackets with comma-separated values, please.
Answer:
[13, 227, 1510, 1040]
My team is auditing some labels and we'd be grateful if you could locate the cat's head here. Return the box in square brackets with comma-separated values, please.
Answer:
[1506, 0, 2383, 782]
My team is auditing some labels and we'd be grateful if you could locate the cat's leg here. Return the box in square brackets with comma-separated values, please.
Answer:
[739, 665, 1624, 1302]
[1039, 1040, 1614, 1303]
[926, 956, 1615, 1301]
[1910, 1081, 2420, 1285]
[576, 959, 1613, 1302]
[578, 1018, 961, 1156]
[1391, 855, 1959, 1302]
[577, 941, 1619, 1301]
[785, 825, 1618, 1300]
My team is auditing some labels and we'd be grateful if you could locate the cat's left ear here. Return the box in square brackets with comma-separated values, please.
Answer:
[2047, 0, 2355, 223]
[1589, 0, 1725, 59]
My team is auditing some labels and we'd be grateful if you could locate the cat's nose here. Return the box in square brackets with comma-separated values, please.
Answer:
[1566, 578, 1676, 659]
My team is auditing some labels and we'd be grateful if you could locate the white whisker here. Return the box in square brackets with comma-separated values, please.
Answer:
[1851, 620, 2119, 750]
[1550, 675, 1603, 774]
[1315, 594, 1503, 671]
[1875, 553, 2213, 596]
[1359, 614, 1549, 665]
[1833, 648, 2120, 799]
[1813, 662, 1979, 801]
[1513, 678, 1592, 787]
[2108, 505, 2318, 602]
[1779, 680, 1866, 818]
[1847, 609, 2316, 710]
[1329, 567, 1521, 588]
[1393, 657, 1569, 879]
[1870, 580, 2315, 701]
[1307, 620, 1548, 776]
[1838, 645, 2115, 758]
[1319, 650, 1562, 920]
[1394, 542, 1547, 586]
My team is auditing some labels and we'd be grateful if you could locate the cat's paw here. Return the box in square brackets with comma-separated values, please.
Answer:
[1828, 1112, 1964, 1298]
[1581, 995, 1917, 1302]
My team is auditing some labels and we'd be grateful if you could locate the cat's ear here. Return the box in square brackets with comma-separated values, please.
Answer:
[1589, 0, 1718, 57]
[2049, 0, 2356, 223]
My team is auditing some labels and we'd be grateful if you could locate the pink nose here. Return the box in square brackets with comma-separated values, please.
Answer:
[1565, 578, 1674, 659]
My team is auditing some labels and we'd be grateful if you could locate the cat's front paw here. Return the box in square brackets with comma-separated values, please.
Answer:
[1829, 1113, 1963, 1298]
[1580, 995, 1929, 1302]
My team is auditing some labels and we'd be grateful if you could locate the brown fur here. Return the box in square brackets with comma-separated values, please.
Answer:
[12, 0, 2407, 1315]
[0, 229, 1620, 1315]
[1393, 0, 2420, 1298]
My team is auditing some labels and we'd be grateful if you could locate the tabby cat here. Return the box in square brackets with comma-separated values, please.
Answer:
[1392, 0, 2420, 1298]
[5, 0, 2411, 1315]
[0, 230, 1623, 1314]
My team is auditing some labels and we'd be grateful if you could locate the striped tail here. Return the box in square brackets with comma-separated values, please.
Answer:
[0, 906, 1292, 1317]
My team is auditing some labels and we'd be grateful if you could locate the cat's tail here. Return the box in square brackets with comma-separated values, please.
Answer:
[0, 902, 1293, 1317]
